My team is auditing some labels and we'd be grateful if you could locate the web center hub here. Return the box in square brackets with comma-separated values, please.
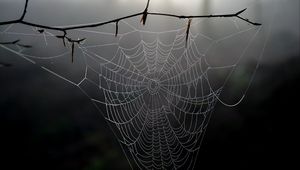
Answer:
[147, 79, 160, 94]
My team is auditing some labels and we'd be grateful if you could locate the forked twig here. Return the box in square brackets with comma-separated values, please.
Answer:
[65, 37, 86, 63]
[141, 0, 150, 25]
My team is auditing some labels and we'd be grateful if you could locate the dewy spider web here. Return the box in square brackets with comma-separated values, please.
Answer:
[0, 2, 271, 169]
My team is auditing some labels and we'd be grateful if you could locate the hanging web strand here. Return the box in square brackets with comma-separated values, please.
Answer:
[0, 0, 269, 170]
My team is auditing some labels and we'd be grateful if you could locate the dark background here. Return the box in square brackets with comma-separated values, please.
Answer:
[0, 0, 299, 169]
[1, 54, 298, 170]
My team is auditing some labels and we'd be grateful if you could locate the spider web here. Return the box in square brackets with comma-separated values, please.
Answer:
[0, 13, 270, 169]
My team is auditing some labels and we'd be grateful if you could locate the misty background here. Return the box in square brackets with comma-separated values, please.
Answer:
[0, 0, 299, 169]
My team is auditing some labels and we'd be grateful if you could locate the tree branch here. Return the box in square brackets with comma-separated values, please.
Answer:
[0, 0, 261, 61]
[0, 0, 261, 32]
[19, 0, 29, 21]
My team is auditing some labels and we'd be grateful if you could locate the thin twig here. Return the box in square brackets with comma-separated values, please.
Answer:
[185, 19, 192, 47]
[0, 40, 20, 45]
[141, 0, 150, 25]
[55, 31, 67, 47]
[16, 43, 32, 48]
[115, 21, 119, 37]
[0, 39, 31, 48]
[20, 0, 29, 20]
[71, 42, 74, 62]
[0, 62, 12, 67]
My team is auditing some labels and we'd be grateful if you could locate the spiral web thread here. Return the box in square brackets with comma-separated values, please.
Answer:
[0, 15, 267, 169]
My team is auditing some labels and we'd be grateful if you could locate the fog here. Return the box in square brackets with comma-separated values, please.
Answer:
[0, 0, 299, 169]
